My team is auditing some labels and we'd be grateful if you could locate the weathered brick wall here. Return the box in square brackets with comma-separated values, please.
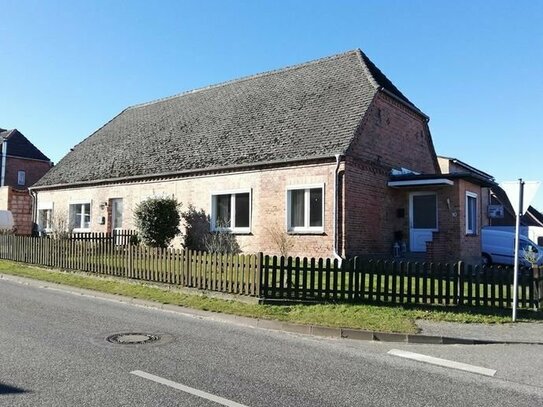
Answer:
[343, 92, 438, 256]
[5, 157, 52, 189]
[343, 158, 405, 256]
[5, 188, 33, 235]
[35, 161, 339, 258]
[346, 92, 439, 174]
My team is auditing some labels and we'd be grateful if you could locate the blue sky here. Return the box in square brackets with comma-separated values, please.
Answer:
[1, 1, 542, 207]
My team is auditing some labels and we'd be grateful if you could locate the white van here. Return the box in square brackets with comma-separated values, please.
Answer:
[0, 210, 14, 231]
[481, 228, 543, 267]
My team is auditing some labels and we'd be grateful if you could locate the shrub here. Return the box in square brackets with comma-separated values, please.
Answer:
[181, 205, 240, 253]
[134, 196, 181, 248]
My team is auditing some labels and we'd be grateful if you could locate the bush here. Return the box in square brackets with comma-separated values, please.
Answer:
[134, 196, 181, 248]
[181, 205, 240, 253]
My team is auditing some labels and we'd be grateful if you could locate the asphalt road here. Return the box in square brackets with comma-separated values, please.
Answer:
[1, 278, 542, 406]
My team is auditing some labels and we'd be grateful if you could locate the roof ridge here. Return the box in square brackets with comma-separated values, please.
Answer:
[354, 49, 380, 90]
[127, 49, 362, 110]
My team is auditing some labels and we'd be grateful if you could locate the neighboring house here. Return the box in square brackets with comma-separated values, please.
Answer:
[31, 49, 491, 262]
[489, 185, 543, 228]
[0, 128, 53, 235]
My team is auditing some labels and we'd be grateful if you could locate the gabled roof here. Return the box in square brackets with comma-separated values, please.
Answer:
[35, 49, 425, 188]
[0, 129, 51, 162]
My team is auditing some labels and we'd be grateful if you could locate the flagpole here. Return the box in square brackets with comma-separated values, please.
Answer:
[512, 179, 524, 322]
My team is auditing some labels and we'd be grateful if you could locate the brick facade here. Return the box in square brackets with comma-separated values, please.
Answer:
[4, 156, 52, 189]
[36, 161, 339, 258]
[425, 180, 485, 263]
[0, 187, 33, 235]
[343, 93, 438, 257]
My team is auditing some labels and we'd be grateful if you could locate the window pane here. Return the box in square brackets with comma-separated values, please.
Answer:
[234, 193, 250, 228]
[215, 194, 231, 227]
[412, 195, 437, 229]
[38, 209, 50, 229]
[17, 171, 25, 186]
[309, 188, 323, 227]
[83, 204, 91, 228]
[75, 212, 82, 229]
[290, 190, 305, 227]
[113, 199, 123, 229]
[467, 196, 476, 232]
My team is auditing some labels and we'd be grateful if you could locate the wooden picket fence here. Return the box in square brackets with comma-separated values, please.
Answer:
[0, 235, 259, 296]
[0, 234, 542, 310]
[261, 256, 543, 310]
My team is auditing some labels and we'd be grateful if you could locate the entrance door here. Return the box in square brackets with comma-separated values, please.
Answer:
[409, 193, 437, 252]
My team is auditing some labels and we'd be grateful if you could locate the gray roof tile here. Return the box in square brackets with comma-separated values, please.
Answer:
[35, 49, 420, 187]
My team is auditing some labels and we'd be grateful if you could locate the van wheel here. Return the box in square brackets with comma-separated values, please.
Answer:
[482, 254, 492, 266]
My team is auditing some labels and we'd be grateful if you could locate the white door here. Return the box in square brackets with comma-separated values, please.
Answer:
[409, 193, 438, 252]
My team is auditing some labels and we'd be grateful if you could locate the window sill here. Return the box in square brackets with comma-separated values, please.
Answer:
[465, 233, 478, 237]
[211, 229, 252, 235]
[73, 229, 91, 233]
[287, 230, 326, 236]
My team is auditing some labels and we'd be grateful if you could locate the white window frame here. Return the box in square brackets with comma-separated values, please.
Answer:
[69, 200, 92, 232]
[210, 189, 252, 234]
[17, 170, 26, 186]
[466, 191, 478, 235]
[286, 183, 325, 233]
[37, 201, 53, 232]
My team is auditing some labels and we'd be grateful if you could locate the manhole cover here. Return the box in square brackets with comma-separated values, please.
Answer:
[106, 333, 160, 345]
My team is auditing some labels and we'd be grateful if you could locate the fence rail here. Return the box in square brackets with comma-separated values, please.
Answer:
[0, 235, 259, 296]
[0, 235, 542, 310]
[261, 256, 543, 310]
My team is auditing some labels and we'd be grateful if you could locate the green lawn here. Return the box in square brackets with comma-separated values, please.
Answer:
[0, 260, 540, 333]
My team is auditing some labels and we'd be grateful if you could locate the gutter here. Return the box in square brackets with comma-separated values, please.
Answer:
[333, 154, 343, 263]
[29, 189, 38, 232]
[1, 138, 7, 187]
[31, 154, 340, 191]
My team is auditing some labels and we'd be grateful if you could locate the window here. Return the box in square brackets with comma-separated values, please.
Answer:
[37, 202, 53, 232]
[17, 170, 25, 186]
[287, 185, 324, 233]
[211, 191, 251, 233]
[70, 202, 91, 231]
[110, 198, 123, 230]
[466, 192, 477, 235]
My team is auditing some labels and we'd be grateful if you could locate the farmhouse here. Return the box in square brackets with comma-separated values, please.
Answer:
[31, 50, 493, 262]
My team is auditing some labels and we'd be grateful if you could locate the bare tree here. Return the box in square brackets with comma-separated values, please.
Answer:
[50, 209, 72, 239]
[266, 224, 295, 258]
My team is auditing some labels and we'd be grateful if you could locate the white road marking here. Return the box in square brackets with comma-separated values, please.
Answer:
[130, 370, 250, 407]
[387, 349, 497, 377]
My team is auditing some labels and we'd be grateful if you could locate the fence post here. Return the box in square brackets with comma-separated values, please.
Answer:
[534, 266, 543, 311]
[256, 252, 263, 298]
[456, 261, 464, 306]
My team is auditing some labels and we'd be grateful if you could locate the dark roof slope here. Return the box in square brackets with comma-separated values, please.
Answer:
[0, 129, 51, 161]
[35, 49, 423, 188]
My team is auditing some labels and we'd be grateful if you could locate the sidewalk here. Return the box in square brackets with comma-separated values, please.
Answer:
[416, 320, 543, 345]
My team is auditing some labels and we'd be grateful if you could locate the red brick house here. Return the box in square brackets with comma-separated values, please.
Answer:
[0, 128, 52, 235]
[31, 50, 491, 262]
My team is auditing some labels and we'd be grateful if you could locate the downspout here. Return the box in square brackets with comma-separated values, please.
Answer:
[29, 189, 38, 234]
[1, 138, 7, 187]
[333, 154, 343, 264]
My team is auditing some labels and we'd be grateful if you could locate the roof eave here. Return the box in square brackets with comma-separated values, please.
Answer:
[31, 153, 345, 191]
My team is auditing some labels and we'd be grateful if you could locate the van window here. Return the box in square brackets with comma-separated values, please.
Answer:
[520, 240, 538, 253]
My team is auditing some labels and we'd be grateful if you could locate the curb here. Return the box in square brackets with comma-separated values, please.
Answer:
[2, 273, 542, 346]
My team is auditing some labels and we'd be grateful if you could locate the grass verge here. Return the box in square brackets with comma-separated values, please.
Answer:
[0, 260, 540, 333]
